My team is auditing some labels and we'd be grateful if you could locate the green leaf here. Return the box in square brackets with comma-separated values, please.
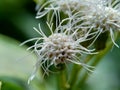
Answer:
[0, 81, 2, 90]
[0, 34, 37, 79]
[0, 76, 29, 90]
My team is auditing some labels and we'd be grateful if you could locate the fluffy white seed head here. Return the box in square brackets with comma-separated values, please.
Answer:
[36, 0, 94, 22]
[81, 1, 120, 47]
[39, 33, 75, 65]
[56, 0, 92, 14]
[33, 25, 94, 68]
[22, 23, 95, 83]
[91, 6, 120, 28]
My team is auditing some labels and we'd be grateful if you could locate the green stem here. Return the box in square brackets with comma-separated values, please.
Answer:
[58, 70, 69, 90]
[68, 64, 81, 90]
[69, 55, 93, 90]
[67, 55, 94, 90]
[77, 33, 119, 87]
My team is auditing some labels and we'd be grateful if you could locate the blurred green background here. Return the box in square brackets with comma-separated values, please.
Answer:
[0, 0, 120, 90]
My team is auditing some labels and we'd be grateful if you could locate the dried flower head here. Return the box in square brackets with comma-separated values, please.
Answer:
[21, 22, 95, 83]
[78, 0, 120, 47]
[36, 0, 94, 25]
[35, 0, 99, 44]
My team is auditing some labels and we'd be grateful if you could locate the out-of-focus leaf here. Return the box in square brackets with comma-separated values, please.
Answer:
[0, 81, 1, 90]
[0, 34, 51, 90]
[85, 43, 120, 90]
[0, 76, 29, 90]
[0, 34, 37, 79]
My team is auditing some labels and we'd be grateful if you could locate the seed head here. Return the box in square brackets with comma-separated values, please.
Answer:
[21, 23, 95, 83]
[36, 0, 94, 25]
[39, 33, 75, 65]
[79, 0, 120, 47]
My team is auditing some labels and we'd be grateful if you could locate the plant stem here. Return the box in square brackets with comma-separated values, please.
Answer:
[58, 70, 69, 90]
[67, 55, 94, 90]
[68, 64, 81, 90]
[77, 33, 119, 87]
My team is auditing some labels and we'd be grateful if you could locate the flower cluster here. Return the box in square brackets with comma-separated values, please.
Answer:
[36, 0, 120, 47]
[23, 0, 120, 82]
[36, 0, 94, 26]
[82, 0, 120, 47]
[22, 22, 94, 83]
